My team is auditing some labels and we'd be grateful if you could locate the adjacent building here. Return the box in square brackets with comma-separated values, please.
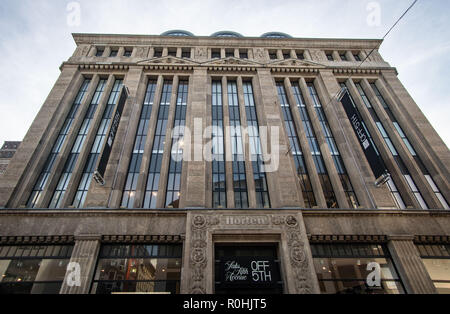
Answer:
[0, 142, 21, 175]
[0, 30, 448, 294]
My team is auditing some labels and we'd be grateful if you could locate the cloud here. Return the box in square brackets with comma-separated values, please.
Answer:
[0, 0, 448, 150]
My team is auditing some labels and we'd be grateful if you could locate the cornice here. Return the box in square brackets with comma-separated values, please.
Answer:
[72, 33, 383, 50]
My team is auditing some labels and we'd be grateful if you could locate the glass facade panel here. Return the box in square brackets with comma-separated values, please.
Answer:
[143, 80, 173, 209]
[73, 79, 123, 208]
[122, 80, 157, 208]
[417, 244, 450, 294]
[228, 81, 248, 208]
[0, 245, 73, 294]
[92, 244, 182, 294]
[311, 243, 404, 294]
[276, 82, 316, 208]
[165, 80, 189, 208]
[243, 82, 270, 208]
[27, 79, 91, 208]
[211, 81, 227, 208]
[49, 79, 106, 209]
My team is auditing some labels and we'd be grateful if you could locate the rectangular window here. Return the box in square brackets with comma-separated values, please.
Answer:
[326, 53, 334, 61]
[211, 81, 227, 208]
[308, 83, 358, 208]
[73, 79, 123, 208]
[353, 53, 361, 62]
[228, 81, 248, 208]
[277, 82, 316, 208]
[339, 53, 347, 61]
[416, 244, 450, 294]
[311, 243, 404, 294]
[121, 80, 157, 209]
[239, 50, 248, 59]
[282, 51, 291, 60]
[165, 80, 189, 208]
[49, 79, 107, 209]
[168, 49, 177, 57]
[143, 80, 173, 209]
[211, 49, 221, 59]
[225, 50, 234, 58]
[243, 81, 270, 208]
[27, 79, 91, 208]
[110, 49, 118, 57]
[123, 49, 132, 57]
[96, 48, 104, 57]
[181, 49, 191, 59]
[0, 245, 73, 294]
[296, 51, 305, 60]
[153, 48, 163, 58]
[269, 51, 278, 60]
[91, 244, 182, 295]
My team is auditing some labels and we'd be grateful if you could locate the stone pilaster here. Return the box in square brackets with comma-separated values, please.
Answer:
[60, 235, 101, 294]
[387, 236, 437, 294]
[183, 68, 208, 208]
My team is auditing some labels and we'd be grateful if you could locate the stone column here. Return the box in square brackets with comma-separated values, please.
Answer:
[184, 68, 208, 208]
[1, 65, 82, 208]
[284, 78, 326, 208]
[60, 235, 101, 294]
[387, 236, 437, 294]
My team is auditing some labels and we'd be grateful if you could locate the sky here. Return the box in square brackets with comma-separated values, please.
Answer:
[0, 0, 449, 149]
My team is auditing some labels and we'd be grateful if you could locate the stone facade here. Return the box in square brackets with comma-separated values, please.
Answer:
[0, 31, 448, 294]
[0, 142, 20, 175]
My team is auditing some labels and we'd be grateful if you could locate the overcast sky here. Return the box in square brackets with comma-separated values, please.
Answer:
[0, 0, 449, 149]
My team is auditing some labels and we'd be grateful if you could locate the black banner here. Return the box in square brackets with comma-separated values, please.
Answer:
[218, 257, 280, 289]
[94, 85, 129, 186]
[339, 90, 387, 180]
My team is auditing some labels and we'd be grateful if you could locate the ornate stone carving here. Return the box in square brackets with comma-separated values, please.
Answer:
[135, 46, 148, 58]
[189, 214, 219, 294]
[255, 48, 265, 60]
[196, 47, 206, 58]
[309, 49, 324, 62]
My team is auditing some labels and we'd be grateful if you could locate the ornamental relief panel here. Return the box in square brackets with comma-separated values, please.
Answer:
[186, 212, 318, 294]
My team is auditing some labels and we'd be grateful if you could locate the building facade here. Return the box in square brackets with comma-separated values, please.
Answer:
[0, 30, 449, 294]
[0, 142, 21, 175]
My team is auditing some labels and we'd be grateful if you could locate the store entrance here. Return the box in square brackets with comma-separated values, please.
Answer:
[214, 244, 284, 295]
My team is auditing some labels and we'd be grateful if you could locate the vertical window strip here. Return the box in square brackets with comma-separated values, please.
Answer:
[73, 79, 123, 208]
[243, 82, 270, 208]
[27, 79, 91, 208]
[358, 83, 428, 209]
[143, 80, 173, 209]
[371, 83, 448, 209]
[307, 83, 356, 208]
[353, 82, 406, 209]
[276, 82, 316, 208]
[121, 80, 157, 209]
[49, 79, 107, 208]
[228, 81, 248, 208]
[165, 80, 188, 208]
[211, 81, 227, 208]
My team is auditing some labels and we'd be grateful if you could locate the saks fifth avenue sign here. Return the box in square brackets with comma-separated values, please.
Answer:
[220, 258, 277, 288]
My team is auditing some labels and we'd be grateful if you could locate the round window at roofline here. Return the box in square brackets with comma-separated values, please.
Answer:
[261, 32, 292, 39]
[211, 31, 244, 38]
[161, 30, 195, 37]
